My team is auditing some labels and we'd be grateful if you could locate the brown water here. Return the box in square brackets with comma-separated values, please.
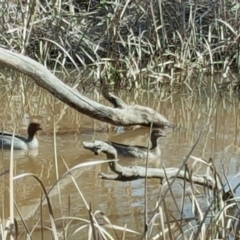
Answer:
[0, 78, 240, 238]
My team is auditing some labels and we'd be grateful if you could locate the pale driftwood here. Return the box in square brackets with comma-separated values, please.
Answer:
[83, 141, 215, 188]
[100, 80, 127, 109]
[0, 48, 173, 128]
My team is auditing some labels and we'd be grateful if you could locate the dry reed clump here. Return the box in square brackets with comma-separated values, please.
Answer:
[0, 0, 240, 89]
[2, 142, 240, 239]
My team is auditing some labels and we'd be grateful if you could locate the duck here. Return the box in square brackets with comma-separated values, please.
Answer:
[107, 129, 166, 159]
[0, 122, 42, 150]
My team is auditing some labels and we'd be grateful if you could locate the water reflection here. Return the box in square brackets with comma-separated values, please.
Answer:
[0, 75, 239, 238]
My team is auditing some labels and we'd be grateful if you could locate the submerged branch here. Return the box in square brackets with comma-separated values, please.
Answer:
[83, 141, 215, 188]
[0, 48, 173, 128]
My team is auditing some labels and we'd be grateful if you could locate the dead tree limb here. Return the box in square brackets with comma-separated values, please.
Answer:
[0, 48, 173, 128]
[83, 141, 215, 188]
[100, 78, 128, 109]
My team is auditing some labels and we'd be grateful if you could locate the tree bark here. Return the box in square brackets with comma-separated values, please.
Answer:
[0, 48, 173, 128]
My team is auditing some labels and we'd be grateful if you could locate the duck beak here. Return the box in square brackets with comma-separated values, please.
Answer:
[160, 133, 166, 137]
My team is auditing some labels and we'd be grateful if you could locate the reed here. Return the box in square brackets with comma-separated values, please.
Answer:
[0, 0, 240, 90]
[0, 71, 239, 239]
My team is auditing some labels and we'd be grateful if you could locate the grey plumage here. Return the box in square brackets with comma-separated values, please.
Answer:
[108, 129, 166, 159]
[0, 123, 42, 150]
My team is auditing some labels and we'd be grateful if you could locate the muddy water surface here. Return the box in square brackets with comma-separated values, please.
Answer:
[0, 78, 240, 238]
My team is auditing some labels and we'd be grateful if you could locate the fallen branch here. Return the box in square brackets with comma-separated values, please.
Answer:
[83, 141, 215, 188]
[0, 48, 173, 128]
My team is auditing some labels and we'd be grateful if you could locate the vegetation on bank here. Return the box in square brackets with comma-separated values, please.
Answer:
[0, 0, 240, 239]
[0, 0, 240, 90]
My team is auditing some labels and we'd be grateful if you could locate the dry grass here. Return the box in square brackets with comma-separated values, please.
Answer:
[2, 136, 240, 239]
[0, 0, 240, 91]
[0, 72, 239, 238]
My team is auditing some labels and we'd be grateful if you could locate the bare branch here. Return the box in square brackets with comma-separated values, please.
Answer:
[83, 141, 215, 188]
[0, 48, 173, 128]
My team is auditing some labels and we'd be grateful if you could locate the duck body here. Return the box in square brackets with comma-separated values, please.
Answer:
[0, 123, 42, 150]
[108, 129, 166, 159]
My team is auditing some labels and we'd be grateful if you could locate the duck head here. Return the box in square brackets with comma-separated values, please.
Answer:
[151, 129, 166, 140]
[28, 122, 42, 137]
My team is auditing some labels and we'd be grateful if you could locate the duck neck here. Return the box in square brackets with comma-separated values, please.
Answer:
[150, 136, 159, 150]
[150, 137, 161, 157]
[27, 133, 35, 142]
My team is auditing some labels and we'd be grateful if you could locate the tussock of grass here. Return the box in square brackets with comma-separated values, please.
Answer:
[0, 0, 240, 91]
